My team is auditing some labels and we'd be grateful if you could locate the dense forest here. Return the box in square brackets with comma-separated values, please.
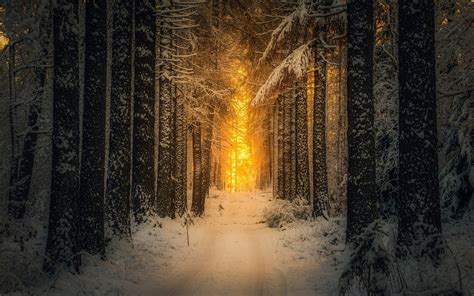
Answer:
[0, 0, 472, 295]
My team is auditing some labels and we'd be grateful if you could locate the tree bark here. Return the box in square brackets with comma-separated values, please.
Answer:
[202, 112, 214, 199]
[191, 123, 204, 216]
[277, 96, 284, 199]
[283, 91, 292, 200]
[44, 0, 81, 273]
[132, 0, 156, 223]
[313, 25, 329, 217]
[290, 90, 297, 200]
[272, 103, 279, 198]
[345, 0, 377, 243]
[106, 0, 133, 238]
[156, 0, 175, 217]
[295, 83, 310, 201]
[397, 0, 441, 257]
[78, 0, 107, 255]
[174, 91, 187, 216]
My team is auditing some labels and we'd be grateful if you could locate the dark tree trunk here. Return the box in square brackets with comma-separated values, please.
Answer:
[156, 0, 175, 217]
[283, 91, 292, 200]
[192, 123, 204, 216]
[174, 92, 187, 216]
[78, 0, 107, 255]
[277, 96, 284, 199]
[8, 44, 18, 218]
[132, 0, 156, 223]
[345, 0, 377, 243]
[290, 90, 297, 200]
[7, 43, 19, 219]
[272, 103, 279, 198]
[295, 83, 310, 201]
[267, 111, 273, 189]
[397, 0, 441, 257]
[313, 26, 329, 217]
[44, 0, 81, 273]
[202, 112, 214, 199]
[106, 0, 133, 238]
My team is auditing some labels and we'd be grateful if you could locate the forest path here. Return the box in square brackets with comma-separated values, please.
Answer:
[154, 191, 288, 296]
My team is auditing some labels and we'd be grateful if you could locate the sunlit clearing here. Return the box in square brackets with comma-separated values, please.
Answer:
[224, 60, 256, 192]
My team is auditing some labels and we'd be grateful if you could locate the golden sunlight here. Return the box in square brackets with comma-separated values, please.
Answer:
[224, 60, 256, 192]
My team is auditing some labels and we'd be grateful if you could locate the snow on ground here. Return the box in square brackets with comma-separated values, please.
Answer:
[4, 190, 473, 295]
[23, 190, 344, 295]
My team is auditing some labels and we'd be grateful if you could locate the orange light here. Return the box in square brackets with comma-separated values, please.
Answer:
[223, 60, 256, 192]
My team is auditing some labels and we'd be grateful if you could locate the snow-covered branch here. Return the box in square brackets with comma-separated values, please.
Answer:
[252, 41, 312, 106]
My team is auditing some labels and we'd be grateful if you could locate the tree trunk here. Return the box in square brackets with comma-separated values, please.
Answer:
[156, 0, 175, 217]
[202, 112, 214, 199]
[8, 43, 19, 219]
[272, 103, 279, 198]
[345, 0, 377, 243]
[290, 90, 297, 200]
[132, 0, 156, 223]
[44, 0, 81, 273]
[313, 25, 329, 217]
[174, 90, 187, 216]
[295, 83, 310, 201]
[277, 96, 284, 199]
[397, 0, 441, 257]
[283, 91, 292, 200]
[106, 0, 133, 238]
[78, 0, 107, 255]
[267, 111, 273, 189]
[192, 123, 204, 216]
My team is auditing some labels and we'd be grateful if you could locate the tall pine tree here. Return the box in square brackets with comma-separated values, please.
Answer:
[313, 25, 329, 216]
[397, 0, 441, 257]
[345, 0, 378, 243]
[106, 0, 133, 238]
[78, 0, 107, 256]
[44, 0, 81, 273]
[295, 83, 310, 201]
[156, 0, 176, 217]
[132, 0, 156, 223]
[192, 122, 204, 216]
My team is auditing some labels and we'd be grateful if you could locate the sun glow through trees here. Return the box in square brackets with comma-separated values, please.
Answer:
[224, 60, 256, 192]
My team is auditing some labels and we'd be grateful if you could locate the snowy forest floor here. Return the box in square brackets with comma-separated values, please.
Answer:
[31, 191, 345, 295]
[4, 190, 474, 295]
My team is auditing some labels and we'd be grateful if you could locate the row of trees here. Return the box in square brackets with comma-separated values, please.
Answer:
[45, 0, 159, 272]
[252, 0, 445, 257]
[2, 0, 230, 275]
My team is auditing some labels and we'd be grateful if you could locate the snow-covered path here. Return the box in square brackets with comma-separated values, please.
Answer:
[48, 191, 343, 295]
[155, 191, 288, 295]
